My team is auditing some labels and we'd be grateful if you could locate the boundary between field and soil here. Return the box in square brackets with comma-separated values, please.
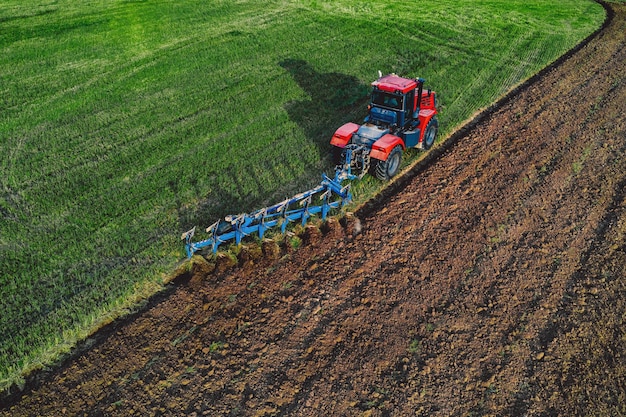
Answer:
[0, 0, 613, 408]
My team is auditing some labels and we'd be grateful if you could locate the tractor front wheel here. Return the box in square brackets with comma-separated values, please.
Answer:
[374, 145, 402, 181]
[422, 117, 438, 150]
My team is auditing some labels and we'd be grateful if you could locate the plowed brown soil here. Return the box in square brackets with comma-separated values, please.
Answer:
[2, 3, 625, 416]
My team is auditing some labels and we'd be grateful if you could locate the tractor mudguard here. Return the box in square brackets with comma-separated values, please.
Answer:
[330, 122, 360, 148]
[370, 134, 404, 161]
[417, 110, 436, 143]
[418, 109, 436, 120]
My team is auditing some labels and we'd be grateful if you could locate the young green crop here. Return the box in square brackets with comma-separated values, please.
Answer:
[0, 0, 604, 391]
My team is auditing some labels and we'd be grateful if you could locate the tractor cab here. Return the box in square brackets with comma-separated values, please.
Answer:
[366, 74, 424, 130]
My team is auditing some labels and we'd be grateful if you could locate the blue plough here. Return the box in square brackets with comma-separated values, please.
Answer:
[182, 145, 370, 258]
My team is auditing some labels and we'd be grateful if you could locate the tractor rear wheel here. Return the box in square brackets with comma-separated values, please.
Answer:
[422, 117, 438, 150]
[374, 145, 402, 181]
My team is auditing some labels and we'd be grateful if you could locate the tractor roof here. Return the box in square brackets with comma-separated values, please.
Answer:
[371, 74, 418, 94]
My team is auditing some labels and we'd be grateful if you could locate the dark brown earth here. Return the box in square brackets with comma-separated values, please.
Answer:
[2, 3, 625, 416]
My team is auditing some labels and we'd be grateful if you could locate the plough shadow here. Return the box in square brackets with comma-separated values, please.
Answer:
[170, 159, 307, 237]
[279, 59, 370, 162]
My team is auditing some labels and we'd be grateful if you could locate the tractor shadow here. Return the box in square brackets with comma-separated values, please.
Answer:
[174, 62, 371, 235]
[279, 59, 370, 163]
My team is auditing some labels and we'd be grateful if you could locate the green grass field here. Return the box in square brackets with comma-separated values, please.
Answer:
[0, 0, 604, 391]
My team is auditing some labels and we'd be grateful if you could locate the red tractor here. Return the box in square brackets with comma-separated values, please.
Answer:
[330, 73, 438, 180]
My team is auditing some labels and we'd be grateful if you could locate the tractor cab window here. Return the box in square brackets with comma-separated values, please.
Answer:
[405, 90, 415, 113]
[371, 91, 404, 110]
